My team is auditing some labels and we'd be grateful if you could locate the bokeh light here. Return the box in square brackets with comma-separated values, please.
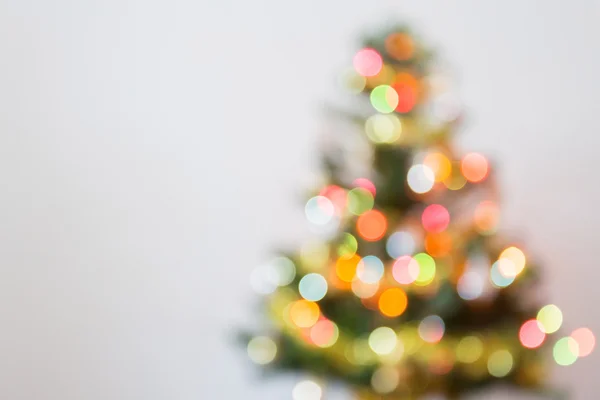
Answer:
[385, 33, 414, 61]
[347, 187, 375, 215]
[356, 210, 387, 241]
[457, 270, 485, 300]
[247, 336, 277, 365]
[365, 114, 402, 144]
[571, 328, 595, 357]
[519, 319, 546, 349]
[300, 240, 330, 271]
[292, 380, 323, 400]
[271, 257, 296, 286]
[407, 164, 435, 194]
[290, 300, 320, 328]
[461, 153, 489, 183]
[419, 315, 445, 343]
[414, 253, 436, 286]
[371, 366, 400, 394]
[336, 254, 360, 283]
[456, 336, 483, 363]
[310, 320, 340, 348]
[499, 247, 526, 276]
[536, 304, 563, 334]
[370, 85, 399, 113]
[305, 196, 335, 225]
[353, 48, 383, 77]
[337, 233, 358, 259]
[351, 279, 379, 299]
[299, 273, 328, 302]
[378, 287, 408, 317]
[365, 64, 395, 89]
[487, 350, 513, 377]
[490, 260, 515, 288]
[443, 162, 467, 191]
[319, 185, 347, 217]
[369, 327, 398, 355]
[339, 68, 366, 94]
[421, 204, 450, 233]
[386, 231, 416, 259]
[353, 178, 376, 195]
[495, 258, 518, 279]
[553, 337, 579, 366]
[474, 200, 500, 234]
[393, 82, 417, 113]
[423, 152, 452, 183]
[356, 255, 385, 284]
[392, 255, 420, 284]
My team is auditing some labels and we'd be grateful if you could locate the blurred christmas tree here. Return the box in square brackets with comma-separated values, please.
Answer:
[243, 25, 595, 399]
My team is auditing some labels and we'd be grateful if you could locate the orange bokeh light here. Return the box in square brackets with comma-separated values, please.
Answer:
[290, 300, 320, 328]
[378, 287, 408, 317]
[461, 153, 489, 183]
[385, 33, 415, 61]
[425, 232, 452, 257]
[336, 255, 361, 283]
[357, 210, 388, 241]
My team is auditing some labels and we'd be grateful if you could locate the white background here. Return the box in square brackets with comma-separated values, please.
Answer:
[0, 0, 598, 399]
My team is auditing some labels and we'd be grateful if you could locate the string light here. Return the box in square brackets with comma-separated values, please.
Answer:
[290, 300, 320, 328]
[370, 85, 399, 113]
[487, 350, 513, 377]
[247, 336, 278, 365]
[299, 273, 328, 301]
[356, 210, 387, 241]
[369, 327, 398, 355]
[356, 255, 385, 284]
[553, 337, 579, 366]
[386, 231, 416, 258]
[347, 187, 374, 215]
[311, 320, 340, 348]
[353, 48, 383, 77]
[519, 319, 546, 349]
[456, 336, 483, 363]
[371, 366, 400, 394]
[352, 178, 376, 195]
[571, 328, 595, 357]
[336, 254, 360, 283]
[292, 380, 323, 400]
[461, 153, 489, 183]
[378, 287, 408, 317]
[419, 315, 445, 343]
[414, 253, 436, 286]
[536, 304, 563, 334]
[407, 164, 435, 194]
[392, 256, 420, 284]
[305, 196, 335, 225]
[365, 114, 402, 144]
[421, 204, 450, 233]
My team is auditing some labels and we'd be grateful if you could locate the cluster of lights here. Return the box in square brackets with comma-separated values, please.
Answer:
[407, 152, 490, 195]
[247, 30, 596, 399]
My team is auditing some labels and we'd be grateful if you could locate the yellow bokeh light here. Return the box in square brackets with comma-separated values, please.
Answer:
[336, 254, 360, 283]
[378, 287, 408, 317]
[290, 300, 320, 328]
[456, 336, 483, 364]
[424, 152, 452, 182]
[499, 246, 526, 276]
[369, 327, 398, 355]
